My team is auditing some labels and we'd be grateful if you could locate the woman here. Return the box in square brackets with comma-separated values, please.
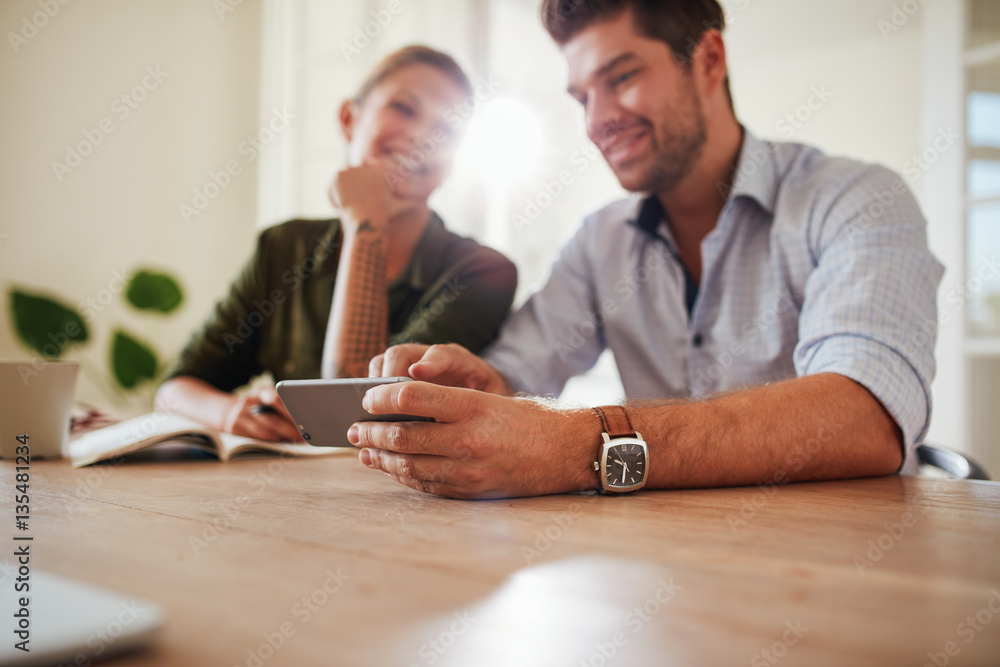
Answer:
[155, 46, 517, 442]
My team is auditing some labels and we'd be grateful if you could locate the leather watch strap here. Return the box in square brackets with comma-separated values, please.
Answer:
[594, 406, 635, 439]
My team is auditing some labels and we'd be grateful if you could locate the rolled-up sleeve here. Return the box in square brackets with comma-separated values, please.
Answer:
[793, 165, 944, 470]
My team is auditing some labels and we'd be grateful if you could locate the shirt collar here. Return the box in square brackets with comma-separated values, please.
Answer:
[628, 128, 778, 239]
[727, 128, 779, 215]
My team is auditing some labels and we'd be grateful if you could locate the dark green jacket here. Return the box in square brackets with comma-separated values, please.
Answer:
[169, 215, 517, 391]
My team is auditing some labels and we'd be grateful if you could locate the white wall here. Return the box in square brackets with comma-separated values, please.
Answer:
[726, 0, 925, 172]
[0, 0, 262, 412]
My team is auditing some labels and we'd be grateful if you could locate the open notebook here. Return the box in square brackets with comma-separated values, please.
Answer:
[68, 412, 345, 467]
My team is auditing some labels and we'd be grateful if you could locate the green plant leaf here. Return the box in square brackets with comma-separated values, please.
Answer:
[110, 330, 158, 389]
[125, 270, 183, 314]
[8, 288, 88, 358]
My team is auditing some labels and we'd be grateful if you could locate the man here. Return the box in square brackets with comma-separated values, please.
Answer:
[347, 0, 944, 499]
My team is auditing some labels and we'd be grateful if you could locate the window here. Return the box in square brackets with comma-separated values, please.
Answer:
[965, 2, 1000, 334]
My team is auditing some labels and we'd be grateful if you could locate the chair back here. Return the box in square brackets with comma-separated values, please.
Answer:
[916, 444, 991, 480]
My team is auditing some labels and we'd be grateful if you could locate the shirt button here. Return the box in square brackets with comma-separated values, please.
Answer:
[692, 333, 704, 348]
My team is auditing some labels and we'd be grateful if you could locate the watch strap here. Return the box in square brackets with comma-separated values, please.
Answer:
[594, 406, 635, 439]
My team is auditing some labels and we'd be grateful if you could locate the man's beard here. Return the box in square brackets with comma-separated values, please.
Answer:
[625, 78, 708, 195]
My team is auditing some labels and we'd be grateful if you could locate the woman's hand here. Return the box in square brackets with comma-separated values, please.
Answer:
[222, 385, 303, 443]
[329, 161, 414, 234]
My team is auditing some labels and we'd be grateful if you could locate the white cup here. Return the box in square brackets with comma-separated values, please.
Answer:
[0, 360, 79, 459]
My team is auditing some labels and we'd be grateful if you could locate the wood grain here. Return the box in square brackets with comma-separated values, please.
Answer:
[3, 455, 999, 666]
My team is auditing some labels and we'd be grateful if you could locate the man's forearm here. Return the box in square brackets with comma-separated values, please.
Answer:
[628, 373, 903, 490]
[357, 353, 905, 499]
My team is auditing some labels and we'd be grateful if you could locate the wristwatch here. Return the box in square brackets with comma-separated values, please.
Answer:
[592, 406, 648, 493]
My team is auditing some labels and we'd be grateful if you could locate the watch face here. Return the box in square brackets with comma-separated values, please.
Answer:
[605, 441, 646, 489]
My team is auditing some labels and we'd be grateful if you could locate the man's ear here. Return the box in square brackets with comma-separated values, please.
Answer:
[339, 99, 357, 142]
[692, 30, 728, 100]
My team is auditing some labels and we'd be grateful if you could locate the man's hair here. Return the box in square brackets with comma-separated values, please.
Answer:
[355, 45, 473, 104]
[540, 0, 733, 109]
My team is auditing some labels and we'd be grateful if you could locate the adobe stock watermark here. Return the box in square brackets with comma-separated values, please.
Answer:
[849, 477, 956, 578]
[718, 139, 776, 202]
[340, 0, 414, 63]
[852, 511, 916, 575]
[879, 254, 1000, 383]
[7, 0, 72, 55]
[513, 120, 629, 235]
[844, 126, 959, 244]
[878, 0, 930, 41]
[721, 0, 753, 24]
[218, 237, 340, 355]
[511, 169, 574, 233]
[51, 66, 168, 182]
[78, 267, 132, 321]
[383, 75, 501, 194]
[180, 107, 294, 223]
[190, 454, 297, 556]
[726, 418, 845, 533]
[407, 610, 477, 667]
[775, 85, 834, 139]
[690, 291, 797, 396]
[939, 255, 1000, 323]
[76, 600, 152, 665]
[74, 454, 125, 499]
[213, 0, 245, 21]
[78, 414, 175, 496]
[922, 590, 1000, 667]
[74, 404, 195, 499]
[189, 493, 254, 556]
[751, 620, 810, 666]
[555, 248, 669, 362]
[16, 267, 130, 387]
[511, 141, 604, 234]
[520, 499, 594, 564]
[876, 254, 1000, 388]
[578, 577, 682, 667]
[900, 127, 960, 184]
[235, 567, 351, 667]
[405, 278, 468, 337]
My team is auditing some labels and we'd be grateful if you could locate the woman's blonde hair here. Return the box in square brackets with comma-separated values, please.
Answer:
[355, 45, 473, 104]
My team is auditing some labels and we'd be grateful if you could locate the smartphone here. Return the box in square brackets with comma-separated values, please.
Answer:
[275, 377, 430, 447]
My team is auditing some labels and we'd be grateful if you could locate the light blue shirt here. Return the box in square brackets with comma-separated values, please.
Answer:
[484, 131, 944, 470]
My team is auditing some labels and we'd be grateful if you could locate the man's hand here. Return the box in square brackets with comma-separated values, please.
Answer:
[223, 385, 303, 443]
[369, 343, 511, 396]
[347, 380, 598, 499]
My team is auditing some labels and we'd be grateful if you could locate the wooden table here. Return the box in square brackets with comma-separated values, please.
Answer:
[4, 454, 1000, 666]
